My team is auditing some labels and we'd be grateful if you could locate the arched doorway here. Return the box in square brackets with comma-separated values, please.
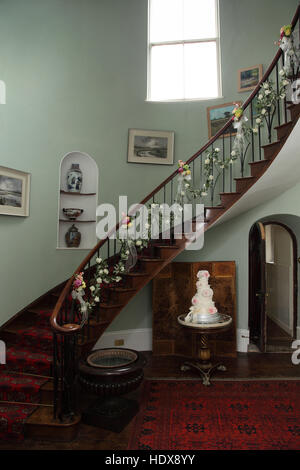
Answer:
[249, 220, 297, 352]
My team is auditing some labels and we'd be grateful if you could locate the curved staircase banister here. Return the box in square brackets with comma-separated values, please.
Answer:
[51, 4, 300, 338]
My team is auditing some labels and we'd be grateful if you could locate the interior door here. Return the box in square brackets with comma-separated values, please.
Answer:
[249, 222, 267, 352]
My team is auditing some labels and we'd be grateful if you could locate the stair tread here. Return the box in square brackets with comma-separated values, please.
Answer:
[98, 302, 124, 309]
[111, 287, 137, 292]
[123, 271, 149, 276]
[249, 159, 270, 165]
[261, 140, 281, 148]
[139, 257, 164, 262]
[274, 121, 293, 129]
[219, 191, 240, 195]
[25, 405, 80, 426]
[234, 176, 256, 181]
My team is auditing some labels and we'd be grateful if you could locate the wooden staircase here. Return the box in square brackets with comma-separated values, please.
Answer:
[0, 5, 300, 441]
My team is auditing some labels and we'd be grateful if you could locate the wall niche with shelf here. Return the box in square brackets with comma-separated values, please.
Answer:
[57, 151, 98, 250]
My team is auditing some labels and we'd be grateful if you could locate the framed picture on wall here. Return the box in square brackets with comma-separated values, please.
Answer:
[0, 166, 31, 216]
[127, 129, 174, 165]
[207, 102, 241, 139]
[238, 64, 263, 92]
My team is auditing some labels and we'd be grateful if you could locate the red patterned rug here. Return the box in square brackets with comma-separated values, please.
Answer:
[128, 380, 300, 450]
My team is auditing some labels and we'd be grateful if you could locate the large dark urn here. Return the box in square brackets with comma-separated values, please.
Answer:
[78, 348, 146, 432]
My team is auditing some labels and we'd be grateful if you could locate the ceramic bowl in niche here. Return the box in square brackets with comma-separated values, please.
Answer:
[63, 208, 84, 221]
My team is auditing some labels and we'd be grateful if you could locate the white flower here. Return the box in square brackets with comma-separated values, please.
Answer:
[181, 191, 185, 196]
[229, 159, 234, 164]
[282, 79, 289, 86]
[97, 277, 102, 284]
[90, 286, 95, 292]
[261, 108, 267, 115]
[115, 276, 122, 282]
[103, 269, 109, 275]
[136, 240, 142, 246]
[256, 118, 261, 124]
[280, 94, 285, 99]
[215, 148, 220, 152]
[96, 257, 102, 264]
[205, 158, 210, 164]
[220, 164, 224, 169]
[265, 89, 271, 95]
[201, 191, 207, 196]
[104, 279, 110, 284]
[94, 296, 100, 303]
[185, 183, 190, 188]
[208, 175, 214, 180]
[279, 69, 285, 76]
[99, 269, 103, 274]
[120, 266, 125, 272]
[263, 82, 269, 89]
[252, 127, 258, 134]
[231, 150, 236, 157]
[258, 94, 263, 100]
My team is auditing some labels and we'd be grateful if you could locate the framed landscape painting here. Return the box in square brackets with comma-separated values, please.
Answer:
[207, 102, 241, 139]
[127, 129, 174, 165]
[0, 166, 30, 216]
[238, 64, 263, 92]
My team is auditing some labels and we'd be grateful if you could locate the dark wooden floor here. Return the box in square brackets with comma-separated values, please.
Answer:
[1, 351, 299, 451]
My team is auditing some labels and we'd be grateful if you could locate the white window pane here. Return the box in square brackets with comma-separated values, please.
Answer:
[150, 0, 183, 43]
[183, 0, 217, 39]
[150, 44, 184, 100]
[184, 42, 219, 99]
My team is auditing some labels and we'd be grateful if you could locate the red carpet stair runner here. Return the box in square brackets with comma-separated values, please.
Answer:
[0, 309, 53, 440]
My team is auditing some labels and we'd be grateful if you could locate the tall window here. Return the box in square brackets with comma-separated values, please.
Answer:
[148, 0, 221, 101]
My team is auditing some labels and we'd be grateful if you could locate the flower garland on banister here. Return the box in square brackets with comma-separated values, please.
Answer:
[277, 24, 299, 76]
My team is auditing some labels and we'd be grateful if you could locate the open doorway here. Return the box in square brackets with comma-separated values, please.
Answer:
[249, 221, 297, 353]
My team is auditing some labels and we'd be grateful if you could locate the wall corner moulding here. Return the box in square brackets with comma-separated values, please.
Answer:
[57, 151, 98, 250]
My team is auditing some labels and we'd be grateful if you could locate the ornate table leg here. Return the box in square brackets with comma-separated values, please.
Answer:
[180, 333, 227, 386]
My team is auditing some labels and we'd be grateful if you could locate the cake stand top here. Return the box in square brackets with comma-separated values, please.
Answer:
[177, 313, 232, 333]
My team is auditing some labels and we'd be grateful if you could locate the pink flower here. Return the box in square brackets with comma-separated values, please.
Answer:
[209, 307, 217, 314]
[178, 167, 184, 173]
[192, 297, 198, 305]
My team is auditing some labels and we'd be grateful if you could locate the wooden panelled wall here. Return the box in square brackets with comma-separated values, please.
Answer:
[152, 261, 237, 357]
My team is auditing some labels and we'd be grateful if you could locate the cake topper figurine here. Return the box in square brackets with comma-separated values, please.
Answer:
[184, 270, 220, 324]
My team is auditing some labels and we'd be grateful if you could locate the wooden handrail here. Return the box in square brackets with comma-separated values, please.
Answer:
[51, 5, 300, 335]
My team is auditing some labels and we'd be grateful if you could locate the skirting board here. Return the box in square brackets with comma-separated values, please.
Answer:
[93, 328, 153, 351]
[94, 328, 248, 353]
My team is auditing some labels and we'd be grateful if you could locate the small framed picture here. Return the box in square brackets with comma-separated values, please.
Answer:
[238, 64, 263, 92]
[127, 129, 174, 165]
[0, 166, 31, 216]
[207, 102, 241, 139]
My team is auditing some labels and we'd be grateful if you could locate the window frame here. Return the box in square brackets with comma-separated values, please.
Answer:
[146, 0, 222, 102]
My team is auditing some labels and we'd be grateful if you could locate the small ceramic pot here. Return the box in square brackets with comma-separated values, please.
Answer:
[63, 208, 84, 221]
[65, 224, 81, 248]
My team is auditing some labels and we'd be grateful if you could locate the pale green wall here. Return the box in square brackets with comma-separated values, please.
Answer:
[0, 0, 298, 329]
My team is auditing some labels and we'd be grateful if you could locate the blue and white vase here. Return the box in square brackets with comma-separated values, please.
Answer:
[67, 164, 82, 193]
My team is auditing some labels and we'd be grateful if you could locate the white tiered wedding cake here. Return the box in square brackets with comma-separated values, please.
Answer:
[184, 270, 220, 324]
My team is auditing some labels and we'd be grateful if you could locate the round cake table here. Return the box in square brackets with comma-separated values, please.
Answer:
[177, 314, 232, 386]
